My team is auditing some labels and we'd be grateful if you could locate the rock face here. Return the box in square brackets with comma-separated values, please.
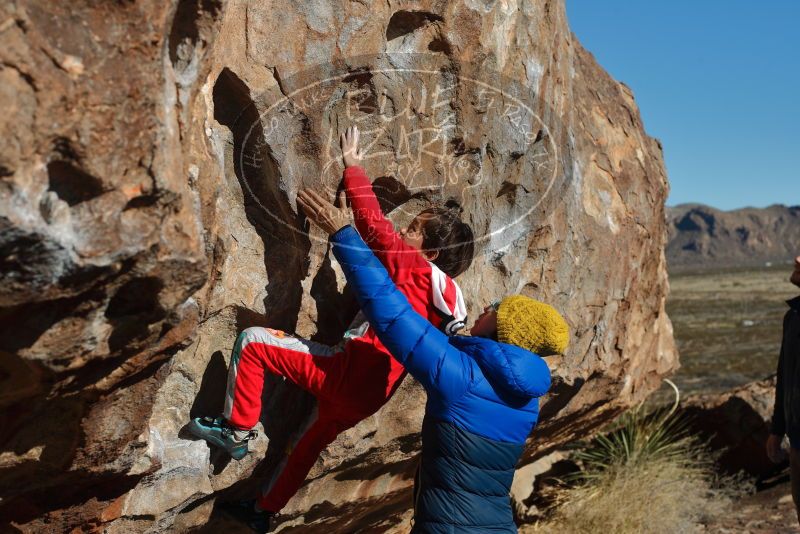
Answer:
[667, 204, 800, 271]
[0, 0, 677, 531]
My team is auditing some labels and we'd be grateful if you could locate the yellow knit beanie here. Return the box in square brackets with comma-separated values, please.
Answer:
[496, 295, 569, 356]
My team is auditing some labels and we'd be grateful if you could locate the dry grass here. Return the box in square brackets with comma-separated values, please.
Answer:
[524, 403, 738, 534]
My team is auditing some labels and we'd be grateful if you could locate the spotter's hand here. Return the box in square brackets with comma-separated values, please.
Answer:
[297, 188, 351, 236]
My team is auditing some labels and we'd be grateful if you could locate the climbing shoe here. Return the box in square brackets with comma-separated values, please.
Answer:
[218, 499, 276, 533]
[188, 415, 256, 460]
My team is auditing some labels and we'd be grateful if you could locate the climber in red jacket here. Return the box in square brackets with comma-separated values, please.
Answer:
[189, 125, 475, 531]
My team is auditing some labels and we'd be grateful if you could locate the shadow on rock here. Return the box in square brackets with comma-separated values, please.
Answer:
[681, 377, 784, 479]
[188, 350, 228, 420]
[212, 67, 310, 334]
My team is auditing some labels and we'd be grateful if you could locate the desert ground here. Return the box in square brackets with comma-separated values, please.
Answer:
[667, 264, 797, 395]
[667, 265, 797, 532]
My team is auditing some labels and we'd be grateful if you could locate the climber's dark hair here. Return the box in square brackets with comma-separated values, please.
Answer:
[419, 199, 475, 278]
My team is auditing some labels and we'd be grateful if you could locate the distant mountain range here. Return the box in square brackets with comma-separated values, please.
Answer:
[666, 204, 800, 271]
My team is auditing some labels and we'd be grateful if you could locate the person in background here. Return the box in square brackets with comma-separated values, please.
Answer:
[766, 255, 800, 525]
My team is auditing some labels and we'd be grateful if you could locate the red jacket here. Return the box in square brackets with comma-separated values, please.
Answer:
[340, 165, 467, 411]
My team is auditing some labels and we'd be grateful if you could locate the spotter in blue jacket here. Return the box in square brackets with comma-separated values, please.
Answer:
[331, 225, 552, 533]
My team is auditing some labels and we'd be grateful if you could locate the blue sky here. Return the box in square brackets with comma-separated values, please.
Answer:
[566, 1, 799, 210]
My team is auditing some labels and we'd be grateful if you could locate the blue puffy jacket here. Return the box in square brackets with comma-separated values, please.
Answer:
[331, 226, 551, 533]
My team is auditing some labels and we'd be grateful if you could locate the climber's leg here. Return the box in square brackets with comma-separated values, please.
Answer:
[257, 408, 355, 513]
[222, 326, 345, 430]
[187, 415, 256, 460]
[190, 327, 346, 459]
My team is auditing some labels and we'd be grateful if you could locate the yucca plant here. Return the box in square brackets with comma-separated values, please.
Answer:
[574, 400, 693, 477]
[573, 380, 693, 474]
[525, 381, 734, 534]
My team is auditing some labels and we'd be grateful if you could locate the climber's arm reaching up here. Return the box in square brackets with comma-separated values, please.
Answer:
[339, 126, 424, 275]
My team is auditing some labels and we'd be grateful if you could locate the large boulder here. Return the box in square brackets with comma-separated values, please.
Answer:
[0, 0, 677, 531]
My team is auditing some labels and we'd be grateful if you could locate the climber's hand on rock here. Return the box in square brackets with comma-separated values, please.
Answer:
[340, 125, 363, 168]
[297, 188, 351, 235]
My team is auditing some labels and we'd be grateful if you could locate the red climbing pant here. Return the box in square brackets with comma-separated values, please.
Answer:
[222, 325, 406, 512]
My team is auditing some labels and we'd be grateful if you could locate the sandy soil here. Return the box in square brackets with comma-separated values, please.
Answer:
[704, 471, 798, 534]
